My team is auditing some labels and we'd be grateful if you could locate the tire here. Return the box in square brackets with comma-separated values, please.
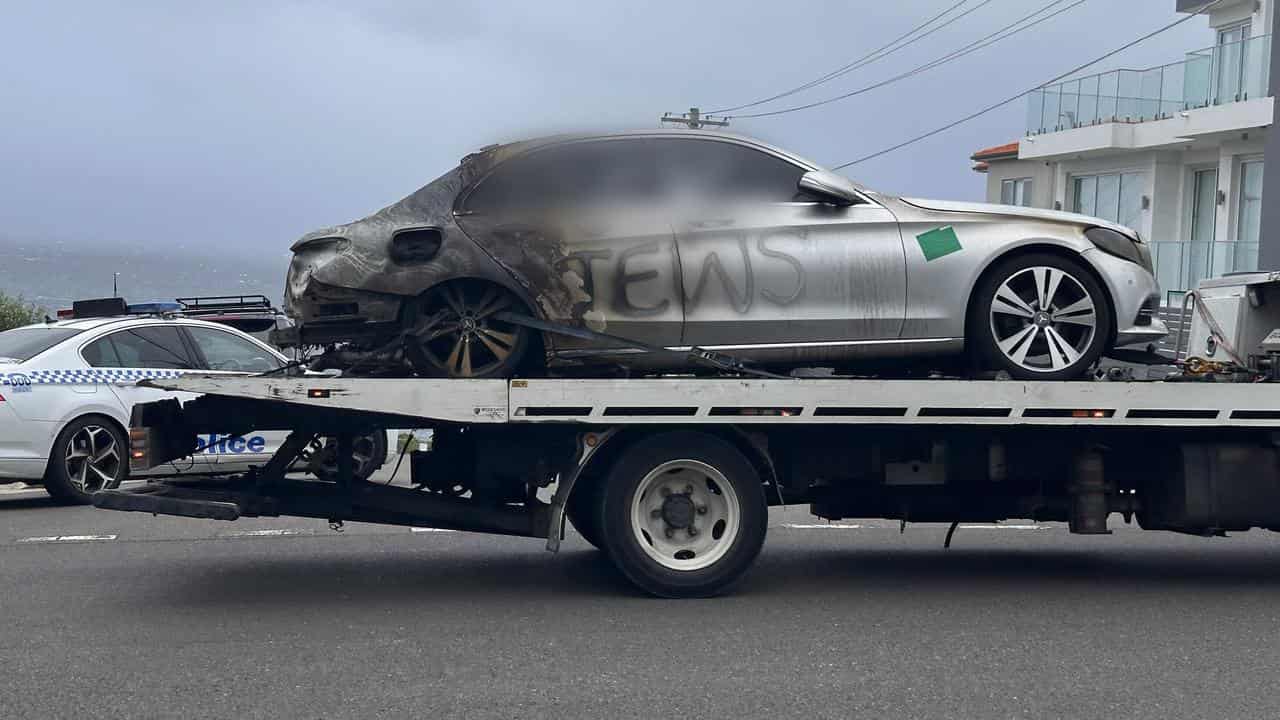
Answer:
[596, 432, 768, 598]
[566, 476, 605, 551]
[403, 280, 531, 379]
[299, 431, 388, 482]
[44, 415, 128, 505]
[970, 253, 1113, 381]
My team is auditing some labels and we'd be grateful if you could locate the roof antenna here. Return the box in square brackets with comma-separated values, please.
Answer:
[113, 272, 119, 297]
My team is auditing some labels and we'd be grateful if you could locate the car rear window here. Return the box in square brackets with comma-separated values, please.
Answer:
[0, 327, 84, 362]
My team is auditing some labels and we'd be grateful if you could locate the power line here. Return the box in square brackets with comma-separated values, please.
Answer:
[728, 0, 1089, 120]
[708, 0, 973, 115]
[831, 0, 1224, 169]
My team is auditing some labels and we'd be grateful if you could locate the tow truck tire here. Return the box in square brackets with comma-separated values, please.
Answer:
[44, 415, 128, 505]
[597, 432, 767, 598]
[566, 477, 605, 551]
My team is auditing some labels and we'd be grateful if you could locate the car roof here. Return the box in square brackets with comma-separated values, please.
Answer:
[11, 315, 278, 337]
[465, 129, 826, 175]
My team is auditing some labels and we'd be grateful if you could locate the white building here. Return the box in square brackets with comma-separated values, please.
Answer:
[974, 0, 1273, 304]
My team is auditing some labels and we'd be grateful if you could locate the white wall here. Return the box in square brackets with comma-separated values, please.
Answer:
[981, 158, 1056, 208]
[1206, 0, 1268, 31]
[985, 132, 1267, 248]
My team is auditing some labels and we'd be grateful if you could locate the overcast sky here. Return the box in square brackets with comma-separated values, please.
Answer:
[0, 0, 1209, 255]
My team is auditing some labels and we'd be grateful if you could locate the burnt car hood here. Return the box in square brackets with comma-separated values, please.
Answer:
[899, 197, 1138, 239]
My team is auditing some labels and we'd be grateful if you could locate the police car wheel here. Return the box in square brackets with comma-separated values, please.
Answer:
[44, 416, 127, 505]
[299, 432, 387, 482]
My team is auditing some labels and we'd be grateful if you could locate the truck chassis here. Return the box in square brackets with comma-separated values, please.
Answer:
[96, 375, 1280, 597]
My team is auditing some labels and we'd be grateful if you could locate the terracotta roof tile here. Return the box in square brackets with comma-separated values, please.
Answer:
[970, 141, 1019, 161]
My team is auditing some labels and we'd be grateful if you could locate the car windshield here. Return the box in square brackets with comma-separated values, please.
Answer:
[0, 327, 83, 362]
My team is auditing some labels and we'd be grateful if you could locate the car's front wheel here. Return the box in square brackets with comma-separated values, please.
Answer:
[971, 253, 1113, 380]
[44, 416, 127, 505]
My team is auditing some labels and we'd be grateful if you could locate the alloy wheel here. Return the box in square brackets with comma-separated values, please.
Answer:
[989, 266, 1098, 373]
[629, 459, 741, 571]
[63, 425, 122, 494]
[413, 283, 522, 378]
[300, 434, 382, 482]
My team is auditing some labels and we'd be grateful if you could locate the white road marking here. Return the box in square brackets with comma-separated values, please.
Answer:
[780, 523, 1052, 530]
[17, 534, 117, 543]
[782, 523, 866, 529]
[411, 527, 456, 533]
[223, 529, 314, 538]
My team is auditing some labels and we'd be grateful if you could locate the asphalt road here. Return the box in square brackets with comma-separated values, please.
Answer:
[3, 483, 1280, 719]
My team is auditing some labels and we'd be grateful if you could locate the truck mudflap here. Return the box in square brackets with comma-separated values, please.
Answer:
[93, 474, 552, 539]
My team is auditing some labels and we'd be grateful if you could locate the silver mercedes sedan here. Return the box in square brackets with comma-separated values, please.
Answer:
[280, 130, 1165, 380]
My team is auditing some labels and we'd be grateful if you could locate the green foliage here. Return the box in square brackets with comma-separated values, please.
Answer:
[0, 292, 44, 331]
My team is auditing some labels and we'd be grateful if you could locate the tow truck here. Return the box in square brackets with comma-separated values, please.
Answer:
[93, 272, 1280, 597]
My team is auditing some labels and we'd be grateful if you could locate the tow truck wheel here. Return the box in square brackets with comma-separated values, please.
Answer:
[597, 432, 767, 598]
[44, 416, 128, 505]
[566, 476, 605, 551]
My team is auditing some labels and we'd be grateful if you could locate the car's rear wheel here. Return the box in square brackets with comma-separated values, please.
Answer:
[44, 416, 127, 505]
[404, 281, 531, 379]
[971, 253, 1113, 380]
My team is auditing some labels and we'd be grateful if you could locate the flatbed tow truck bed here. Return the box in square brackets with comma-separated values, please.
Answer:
[96, 374, 1280, 597]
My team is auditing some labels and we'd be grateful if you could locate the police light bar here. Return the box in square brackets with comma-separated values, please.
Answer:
[127, 301, 182, 314]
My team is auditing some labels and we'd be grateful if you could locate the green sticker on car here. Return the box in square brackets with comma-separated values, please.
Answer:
[917, 226, 962, 262]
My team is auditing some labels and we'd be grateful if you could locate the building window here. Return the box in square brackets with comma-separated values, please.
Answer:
[1071, 172, 1144, 230]
[1000, 178, 1033, 206]
[1230, 159, 1264, 273]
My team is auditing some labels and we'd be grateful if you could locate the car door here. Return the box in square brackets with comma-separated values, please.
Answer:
[658, 137, 907, 356]
[80, 324, 214, 472]
[179, 324, 286, 470]
[455, 138, 683, 350]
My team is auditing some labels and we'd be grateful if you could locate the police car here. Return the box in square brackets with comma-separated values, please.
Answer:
[0, 298, 389, 504]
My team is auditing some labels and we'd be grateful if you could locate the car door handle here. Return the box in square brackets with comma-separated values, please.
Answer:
[688, 219, 735, 229]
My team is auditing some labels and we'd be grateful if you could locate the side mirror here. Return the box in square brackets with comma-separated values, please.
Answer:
[798, 170, 862, 206]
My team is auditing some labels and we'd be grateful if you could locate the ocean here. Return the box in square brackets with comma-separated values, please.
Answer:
[0, 237, 290, 312]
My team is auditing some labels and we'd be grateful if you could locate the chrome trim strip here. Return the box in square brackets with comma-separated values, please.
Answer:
[669, 338, 960, 352]
[558, 338, 961, 356]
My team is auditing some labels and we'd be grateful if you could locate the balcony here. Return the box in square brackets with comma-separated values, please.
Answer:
[1026, 34, 1270, 135]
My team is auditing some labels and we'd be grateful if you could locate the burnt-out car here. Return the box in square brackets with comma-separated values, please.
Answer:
[280, 130, 1165, 380]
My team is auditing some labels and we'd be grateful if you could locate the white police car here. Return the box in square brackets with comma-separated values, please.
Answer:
[0, 300, 389, 503]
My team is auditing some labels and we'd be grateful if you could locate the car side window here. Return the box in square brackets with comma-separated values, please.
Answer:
[83, 327, 195, 369]
[463, 139, 658, 215]
[184, 326, 281, 373]
[652, 138, 814, 203]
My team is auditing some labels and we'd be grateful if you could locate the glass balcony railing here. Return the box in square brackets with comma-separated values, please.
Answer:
[1026, 34, 1270, 135]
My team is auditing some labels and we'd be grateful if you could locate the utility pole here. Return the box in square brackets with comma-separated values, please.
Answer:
[660, 107, 730, 129]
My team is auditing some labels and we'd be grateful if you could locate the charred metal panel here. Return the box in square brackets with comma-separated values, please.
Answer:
[454, 209, 683, 348]
[283, 167, 530, 327]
